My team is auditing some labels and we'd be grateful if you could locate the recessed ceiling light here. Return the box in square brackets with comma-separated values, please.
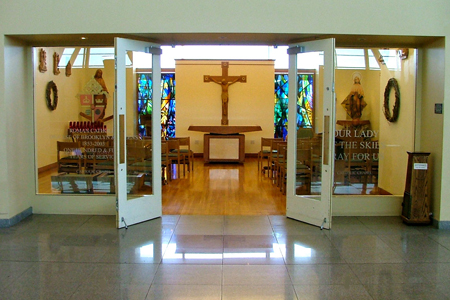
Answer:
[81, 37, 87, 40]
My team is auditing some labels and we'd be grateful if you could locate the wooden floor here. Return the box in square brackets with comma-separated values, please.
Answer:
[162, 158, 286, 215]
[38, 158, 287, 215]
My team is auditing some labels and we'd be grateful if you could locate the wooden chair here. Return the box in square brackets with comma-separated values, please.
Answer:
[169, 137, 194, 174]
[295, 147, 312, 195]
[57, 141, 84, 173]
[347, 138, 368, 184]
[161, 140, 172, 184]
[275, 143, 288, 193]
[257, 137, 281, 175]
[92, 145, 115, 173]
[268, 139, 285, 178]
[270, 141, 287, 183]
[166, 139, 184, 179]
[126, 144, 152, 175]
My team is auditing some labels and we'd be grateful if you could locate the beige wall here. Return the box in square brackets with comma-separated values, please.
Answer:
[420, 40, 445, 220]
[2, 37, 35, 217]
[175, 60, 275, 154]
[377, 50, 416, 195]
[1, 0, 449, 221]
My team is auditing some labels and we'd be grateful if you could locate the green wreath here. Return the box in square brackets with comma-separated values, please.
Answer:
[383, 78, 400, 122]
[46, 81, 58, 111]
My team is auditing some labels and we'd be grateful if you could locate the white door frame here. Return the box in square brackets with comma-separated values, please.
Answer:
[286, 39, 335, 229]
[115, 37, 162, 229]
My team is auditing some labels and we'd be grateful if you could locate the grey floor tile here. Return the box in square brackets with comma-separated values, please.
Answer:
[223, 284, 298, 300]
[293, 284, 373, 300]
[349, 263, 429, 285]
[146, 284, 221, 300]
[412, 262, 450, 283]
[364, 283, 450, 300]
[153, 264, 222, 285]
[84, 263, 158, 285]
[70, 282, 151, 300]
[3, 215, 450, 300]
[0, 261, 36, 290]
[223, 265, 291, 285]
[379, 233, 450, 262]
[287, 264, 361, 285]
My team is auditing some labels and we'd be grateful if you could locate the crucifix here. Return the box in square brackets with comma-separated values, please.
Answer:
[204, 62, 246, 125]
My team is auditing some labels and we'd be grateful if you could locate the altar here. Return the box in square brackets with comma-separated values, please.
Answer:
[188, 125, 262, 163]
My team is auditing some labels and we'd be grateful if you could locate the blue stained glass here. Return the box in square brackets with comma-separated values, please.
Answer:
[137, 73, 176, 138]
[274, 73, 314, 139]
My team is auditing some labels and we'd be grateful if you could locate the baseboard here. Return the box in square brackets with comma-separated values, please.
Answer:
[432, 219, 450, 229]
[0, 207, 33, 228]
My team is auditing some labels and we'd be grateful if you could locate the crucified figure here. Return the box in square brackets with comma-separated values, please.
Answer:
[204, 62, 246, 125]
[209, 77, 241, 117]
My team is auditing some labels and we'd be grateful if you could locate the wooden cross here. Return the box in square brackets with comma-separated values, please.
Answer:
[204, 62, 246, 125]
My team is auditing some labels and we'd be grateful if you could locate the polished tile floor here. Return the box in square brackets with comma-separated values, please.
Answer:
[1, 215, 450, 299]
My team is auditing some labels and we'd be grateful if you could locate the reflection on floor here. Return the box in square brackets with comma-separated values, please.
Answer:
[1, 214, 448, 300]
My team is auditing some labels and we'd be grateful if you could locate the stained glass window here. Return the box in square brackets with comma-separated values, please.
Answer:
[297, 74, 314, 129]
[274, 73, 314, 139]
[274, 74, 289, 139]
[160, 73, 176, 139]
[137, 73, 175, 138]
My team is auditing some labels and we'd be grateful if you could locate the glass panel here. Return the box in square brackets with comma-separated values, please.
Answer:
[335, 49, 365, 69]
[73, 48, 85, 67]
[127, 51, 153, 197]
[58, 48, 75, 67]
[295, 51, 323, 196]
[334, 48, 416, 195]
[35, 46, 115, 194]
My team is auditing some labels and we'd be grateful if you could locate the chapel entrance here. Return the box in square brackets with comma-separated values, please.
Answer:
[33, 42, 418, 221]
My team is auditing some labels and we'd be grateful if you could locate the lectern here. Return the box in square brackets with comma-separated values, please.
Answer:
[402, 152, 431, 224]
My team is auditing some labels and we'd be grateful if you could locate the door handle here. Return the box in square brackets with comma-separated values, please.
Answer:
[323, 116, 330, 166]
[119, 114, 125, 164]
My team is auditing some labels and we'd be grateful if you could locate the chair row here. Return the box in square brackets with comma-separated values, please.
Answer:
[257, 137, 321, 195]
[57, 136, 194, 183]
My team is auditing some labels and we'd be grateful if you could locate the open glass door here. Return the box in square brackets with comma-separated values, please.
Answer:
[115, 37, 162, 229]
[286, 39, 335, 229]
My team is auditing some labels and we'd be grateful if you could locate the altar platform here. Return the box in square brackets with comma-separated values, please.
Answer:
[188, 125, 262, 163]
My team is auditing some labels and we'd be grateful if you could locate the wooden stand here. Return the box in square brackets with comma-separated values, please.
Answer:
[203, 134, 245, 163]
[402, 152, 431, 224]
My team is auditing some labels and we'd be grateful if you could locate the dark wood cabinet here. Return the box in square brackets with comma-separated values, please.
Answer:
[402, 152, 431, 224]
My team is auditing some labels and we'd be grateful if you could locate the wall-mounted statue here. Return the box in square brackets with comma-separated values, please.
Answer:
[38, 48, 47, 73]
[341, 73, 367, 120]
[65, 61, 72, 77]
[53, 52, 61, 75]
